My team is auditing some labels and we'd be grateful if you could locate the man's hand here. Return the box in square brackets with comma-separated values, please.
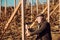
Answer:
[26, 32, 30, 37]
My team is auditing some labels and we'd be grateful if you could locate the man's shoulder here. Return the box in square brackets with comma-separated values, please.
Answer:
[43, 21, 50, 25]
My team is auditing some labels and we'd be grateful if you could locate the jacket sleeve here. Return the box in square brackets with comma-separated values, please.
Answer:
[30, 22, 48, 36]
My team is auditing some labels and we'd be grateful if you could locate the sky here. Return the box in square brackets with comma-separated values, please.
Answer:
[0, 0, 46, 7]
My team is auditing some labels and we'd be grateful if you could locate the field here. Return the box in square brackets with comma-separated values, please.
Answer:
[0, 0, 60, 40]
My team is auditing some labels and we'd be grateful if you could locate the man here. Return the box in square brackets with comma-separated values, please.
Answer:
[26, 14, 52, 40]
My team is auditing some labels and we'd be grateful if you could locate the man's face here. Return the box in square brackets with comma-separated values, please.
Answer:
[37, 16, 43, 23]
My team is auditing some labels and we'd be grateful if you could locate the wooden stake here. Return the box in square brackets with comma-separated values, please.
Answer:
[47, 0, 50, 22]
[50, 4, 59, 16]
[14, 0, 16, 9]
[5, 0, 7, 16]
[41, 6, 48, 13]
[36, 0, 39, 14]
[0, 0, 1, 17]
[52, 0, 54, 4]
[21, 0, 26, 40]
[31, 0, 33, 22]
[59, 0, 60, 27]
[4, 0, 22, 30]
[26, 0, 29, 6]
[1, 1, 22, 40]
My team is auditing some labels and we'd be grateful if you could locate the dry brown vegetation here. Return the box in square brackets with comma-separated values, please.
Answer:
[0, 1, 60, 40]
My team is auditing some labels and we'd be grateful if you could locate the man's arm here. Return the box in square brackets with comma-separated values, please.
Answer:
[30, 22, 48, 36]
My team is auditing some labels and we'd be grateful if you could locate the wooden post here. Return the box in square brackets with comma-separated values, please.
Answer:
[36, 0, 39, 14]
[0, 0, 22, 40]
[59, 0, 60, 27]
[0, 0, 1, 17]
[21, 0, 25, 40]
[26, 0, 29, 6]
[42, 2, 44, 10]
[14, 0, 16, 9]
[5, 0, 7, 16]
[4, 0, 22, 30]
[21, 0, 26, 40]
[19, 0, 20, 3]
[41, 6, 48, 13]
[47, 0, 50, 22]
[31, 0, 33, 22]
[50, 4, 59, 16]
[52, 0, 54, 4]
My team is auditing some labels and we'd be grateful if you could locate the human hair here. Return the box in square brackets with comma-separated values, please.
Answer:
[37, 14, 46, 22]
[37, 14, 44, 17]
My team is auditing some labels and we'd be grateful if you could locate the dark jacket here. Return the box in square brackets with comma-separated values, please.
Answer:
[30, 21, 52, 40]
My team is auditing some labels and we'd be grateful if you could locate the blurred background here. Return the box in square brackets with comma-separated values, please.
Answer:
[0, 0, 60, 40]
